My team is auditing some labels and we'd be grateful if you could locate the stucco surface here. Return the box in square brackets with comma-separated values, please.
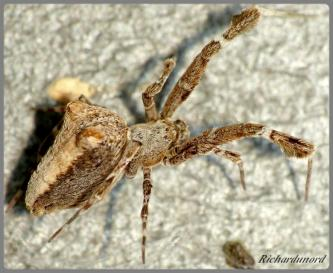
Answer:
[4, 4, 329, 269]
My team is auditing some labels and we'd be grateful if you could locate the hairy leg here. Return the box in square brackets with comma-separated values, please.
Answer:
[141, 167, 153, 264]
[160, 7, 261, 119]
[47, 201, 93, 243]
[165, 123, 314, 200]
[213, 148, 246, 190]
[142, 59, 175, 121]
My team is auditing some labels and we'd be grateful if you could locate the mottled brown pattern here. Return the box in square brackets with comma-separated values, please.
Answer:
[270, 130, 314, 158]
[127, 119, 179, 174]
[160, 40, 221, 119]
[26, 100, 128, 216]
[141, 167, 153, 264]
[31, 145, 121, 214]
[223, 6, 261, 40]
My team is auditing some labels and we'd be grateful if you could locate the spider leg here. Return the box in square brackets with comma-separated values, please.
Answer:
[304, 157, 313, 202]
[140, 167, 153, 264]
[47, 201, 93, 243]
[213, 148, 246, 190]
[142, 59, 175, 121]
[165, 123, 314, 200]
[160, 6, 261, 119]
[160, 40, 221, 119]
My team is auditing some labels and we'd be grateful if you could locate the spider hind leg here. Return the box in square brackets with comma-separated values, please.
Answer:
[140, 167, 153, 264]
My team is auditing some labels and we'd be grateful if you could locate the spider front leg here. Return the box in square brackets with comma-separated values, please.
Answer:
[142, 59, 175, 121]
[160, 40, 221, 119]
[141, 167, 153, 264]
[160, 6, 261, 119]
[165, 123, 314, 200]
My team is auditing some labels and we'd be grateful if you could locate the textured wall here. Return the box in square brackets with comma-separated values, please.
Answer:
[4, 4, 329, 269]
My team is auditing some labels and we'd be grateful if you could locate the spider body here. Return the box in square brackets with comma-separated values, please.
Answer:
[24, 6, 314, 264]
[127, 119, 189, 176]
[25, 99, 189, 216]
[25, 100, 129, 216]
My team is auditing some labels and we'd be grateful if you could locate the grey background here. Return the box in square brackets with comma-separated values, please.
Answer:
[4, 4, 329, 269]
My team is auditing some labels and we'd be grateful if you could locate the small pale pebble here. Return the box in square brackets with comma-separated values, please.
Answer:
[47, 77, 96, 104]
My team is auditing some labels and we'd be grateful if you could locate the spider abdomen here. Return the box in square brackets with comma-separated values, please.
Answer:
[25, 100, 128, 216]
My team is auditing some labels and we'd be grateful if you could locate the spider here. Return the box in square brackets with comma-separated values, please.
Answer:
[24, 6, 314, 264]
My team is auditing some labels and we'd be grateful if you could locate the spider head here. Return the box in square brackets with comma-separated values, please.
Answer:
[173, 119, 190, 145]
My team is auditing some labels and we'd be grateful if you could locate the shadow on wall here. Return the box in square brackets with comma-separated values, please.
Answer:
[5, 104, 64, 214]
